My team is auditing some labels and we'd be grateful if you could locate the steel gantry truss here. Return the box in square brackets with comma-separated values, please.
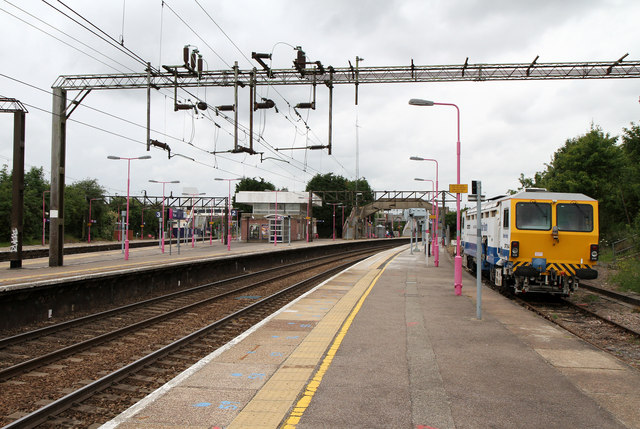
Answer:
[53, 56, 640, 90]
[105, 195, 227, 209]
[47, 55, 640, 266]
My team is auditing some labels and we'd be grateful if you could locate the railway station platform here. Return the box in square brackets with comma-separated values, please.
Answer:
[103, 245, 640, 429]
[0, 239, 340, 290]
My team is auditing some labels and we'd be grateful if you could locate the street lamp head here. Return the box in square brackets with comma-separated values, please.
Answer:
[410, 156, 425, 161]
[107, 156, 120, 160]
[138, 155, 152, 160]
[408, 98, 434, 106]
[149, 179, 180, 184]
[415, 178, 425, 181]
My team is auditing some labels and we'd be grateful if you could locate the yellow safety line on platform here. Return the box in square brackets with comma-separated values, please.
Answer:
[280, 251, 401, 428]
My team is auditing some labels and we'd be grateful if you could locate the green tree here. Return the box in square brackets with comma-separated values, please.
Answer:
[306, 173, 374, 238]
[517, 125, 628, 238]
[0, 165, 12, 242]
[620, 122, 640, 227]
[64, 179, 106, 241]
[23, 167, 49, 243]
[0, 165, 50, 244]
[306, 173, 350, 237]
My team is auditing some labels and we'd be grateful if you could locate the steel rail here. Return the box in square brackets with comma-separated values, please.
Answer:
[0, 246, 387, 380]
[0, 247, 359, 348]
[3, 250, 381, 429]
[579, 282, 640, 307]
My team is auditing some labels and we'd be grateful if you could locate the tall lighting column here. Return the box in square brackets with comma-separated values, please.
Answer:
[149, 179, 180, 253]
[409, 98, 463, 295]
[215, 177, 242, 251]
[410, 157, 440, 267]
[108, 155, 151, 260]
[182, 192, 205, 248]
[328, 203, 343, 240]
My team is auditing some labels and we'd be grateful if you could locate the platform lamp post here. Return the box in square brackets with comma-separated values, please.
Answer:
[414, 178, 434, 265]
[42, 190, 50, 246]
[328, 203, 342, 240]
[182, 192, 205, 248]
[88, 197, 104, 244]
[411, 157, 440, 268]
[409, 99, 462, 295]
[149, 179, 180, 254]
[354, 192, 362, 239]
[108, 155, 151, 260]
[215, 177, 242, 251]
[209, 200, 214, 245]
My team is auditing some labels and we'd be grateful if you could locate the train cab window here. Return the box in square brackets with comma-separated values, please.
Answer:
[503, 209, 509, 229]
[515, 202, 551, 230]
[557, 203, 593, 232]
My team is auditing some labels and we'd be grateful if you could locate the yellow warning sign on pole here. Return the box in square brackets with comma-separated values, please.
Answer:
[449, 184, 468, 194]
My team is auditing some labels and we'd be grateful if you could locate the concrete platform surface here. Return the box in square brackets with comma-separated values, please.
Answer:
[103, 245, 640, 429]
[0, 238, 347, 290]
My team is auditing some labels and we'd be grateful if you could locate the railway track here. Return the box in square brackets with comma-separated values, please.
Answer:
[462, 260, 640, 371]
[0, 244, 398, 428]
[515, 293, 640, 371]
[503, 280, 640, 370]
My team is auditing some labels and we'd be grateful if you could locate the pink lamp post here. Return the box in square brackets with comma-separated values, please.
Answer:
[108, 155, 151, 260]
[209, 201, 214, 245]
[306, 193, 311, 243]
[182, 192, 205, 248]
[411, 157, 440, 267]
[88, 197, 103, 243]
[409, 98, 462, 295]
[215, 177, 241, 251]
[42, 190, 50, 246]
[414, 178, 435, 259]
[149, 179, 180, 254]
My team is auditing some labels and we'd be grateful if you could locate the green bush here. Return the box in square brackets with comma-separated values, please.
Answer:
[610, 258, 640, 293]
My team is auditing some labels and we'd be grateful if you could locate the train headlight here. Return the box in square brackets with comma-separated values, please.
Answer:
[590, 244, 599, 261]
[511, 241, 519, 258]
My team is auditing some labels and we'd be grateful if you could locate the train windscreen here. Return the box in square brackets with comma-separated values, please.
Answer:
[556, 203, 593, 232]
[515, 202, 551, 230]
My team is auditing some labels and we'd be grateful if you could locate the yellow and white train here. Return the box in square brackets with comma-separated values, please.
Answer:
[461, 189, 599, 296]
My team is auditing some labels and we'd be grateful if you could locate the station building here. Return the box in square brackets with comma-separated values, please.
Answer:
[235, 191, 322, 243]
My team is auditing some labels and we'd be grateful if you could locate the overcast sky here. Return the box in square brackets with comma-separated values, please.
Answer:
[1, 0, 638, 209]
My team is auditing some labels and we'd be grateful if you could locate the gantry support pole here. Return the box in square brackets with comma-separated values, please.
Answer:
[9, 110, 26, 268]
[49, 87, 66, 267]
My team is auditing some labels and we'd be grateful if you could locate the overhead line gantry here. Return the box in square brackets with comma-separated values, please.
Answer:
[47, 55, 640, 266]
